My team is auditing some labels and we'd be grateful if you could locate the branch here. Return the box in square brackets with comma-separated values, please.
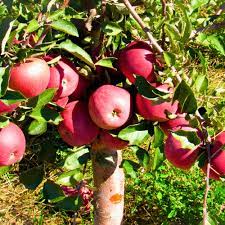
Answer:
[160, 0, 166, 50]
[122, 0, 163, 54]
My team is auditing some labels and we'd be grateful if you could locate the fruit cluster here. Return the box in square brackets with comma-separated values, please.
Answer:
[0, 41, 224, 181]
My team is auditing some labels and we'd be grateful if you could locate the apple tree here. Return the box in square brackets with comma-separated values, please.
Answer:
[0, 0, 225, 224]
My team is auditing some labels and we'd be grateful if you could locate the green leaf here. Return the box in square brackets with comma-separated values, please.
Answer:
[28, 120, 47, 135]
[102, 22, 122, 36]
[30, 88, 56, 111]
[0, 116, 9, 128]
[95, 57, 117, 69]
[19, 167, 44, 190]
[152, 126, 165, 148]
[173, 80, 197, 114]
[118, 122, 150, 146]
[59, 39, 94, 68]
[56, 169, 83, 186]
[63, 148, 90, 171]
[194, 74, 208, 93]
[122, 160, 140, 178]
[26, 19, 39, 33]
[0, 166, 11, 176]
[163, 52, 176, 67]
[191, 0, 208, 10]
[172, 130, 201, 150]
[135, 76, 169, 99]
[43, 180, 65, 203]
[0, 67, 9, 97]
[152, 147, 165, 171]
[51, 19, 79, 37]
[56, 196, 82, 211]
[130, 146, 150, 168]
[0, 90, 25, 105]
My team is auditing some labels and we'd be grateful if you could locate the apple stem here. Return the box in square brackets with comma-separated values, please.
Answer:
[91, 144, 124, 225]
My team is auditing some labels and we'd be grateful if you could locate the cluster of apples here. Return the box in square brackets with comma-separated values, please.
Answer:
[0, 41, 225, 181]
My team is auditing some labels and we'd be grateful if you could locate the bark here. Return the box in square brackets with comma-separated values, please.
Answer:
[91, 143, 124, 225]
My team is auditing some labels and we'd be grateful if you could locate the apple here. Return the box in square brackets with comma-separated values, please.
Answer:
[136, 83, 178, 122]
[98, 130, 128, 150]
[58, 101, 99, 146]
[164, 128, 202, 170]
[45, 56, 79, 99]
[202, 131, 225, 180]
[54, 96, 69, 108]
[9, 58, 50, 98]
[201, 164, 221, 180]
[118, 41, 156, 83]
[88, 85, 131, 130]
[69, 75, 90, 101]
[0, 122, 26, 166]
[160, 114, 190, 135]
[0, 100, 19, 115]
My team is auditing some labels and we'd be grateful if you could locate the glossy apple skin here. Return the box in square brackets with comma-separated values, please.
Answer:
[136, 83, 178, 122]
[69, 75, 90, 101]
[99, 130, 128, 150]
[46, 57, 79, 99]
[88, 85, 131, 130]
[0, 100, 19, 115]
[118, 41, 156, 83]
[165, 128, 201, 170]
[0, 122, 26, 166]
[9, 58, 50, 98]
[160, 115, 190, 135]
[58, 101, 99, 146]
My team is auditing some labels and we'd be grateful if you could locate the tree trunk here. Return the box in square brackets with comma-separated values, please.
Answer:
[91, 143, 124, 225]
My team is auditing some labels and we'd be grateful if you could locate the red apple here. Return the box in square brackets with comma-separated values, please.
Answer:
[136, 83, 178, 122]
[165, 128, 201, 170]
[88, 85, 131, 130]
[0, 100, 19, 115]
[202, 131, 225, 180]
[69, 75, 90, 101]
[201, 164, 221, 180]
[160, 114, 190, 135]
[99, 130, 128, 150]
[9, 58, 50, 98]
[118, 41, 156, 83]
[58, 101, 99, 146]
[0, 122, 26, 166]
[54, 96, 69, 108]
[45, 56, 79, 99]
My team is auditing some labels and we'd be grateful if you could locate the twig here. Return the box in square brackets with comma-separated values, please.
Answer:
[84, 0, 97, 31]
[160, 0, 166, 50]
[122, 0, 163, 54]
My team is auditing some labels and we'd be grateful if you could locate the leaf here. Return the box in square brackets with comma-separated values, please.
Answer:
[191, 0, 208, 10]
[0, 166, 11, 176]
[0, 67, 9, 97]
[26, 19, 39, 33]
[194, 74, 208, 92]
[59, 40, 94, 68]
[122, 160, 140, 178]
[63, 148, 90, 171]
[0, 116, 9, 128]
[43, 180, 65, 203]
[2, 0, 13, 11]
[19, 167, 44, 190]
[0, 90, 25, 105]
[56, 169, 83, 186]
[135, 76, 169, 100]
[163, 52, 176, 67]
[152, 147, 165, 171]
[95, 57, 117, 69]
[152, 126, 165, 148]
[118, 122, 150, 146]
[102, 22, 123, 36]
[28, 120, 47, 135]
[0, 18, 15, 54]
[207, 35, 225, 56]
[130, 146, 150, 168]
[56, 196, 82, 211]
[51, 19, 79, 37]
[173, 80, 197, 114]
